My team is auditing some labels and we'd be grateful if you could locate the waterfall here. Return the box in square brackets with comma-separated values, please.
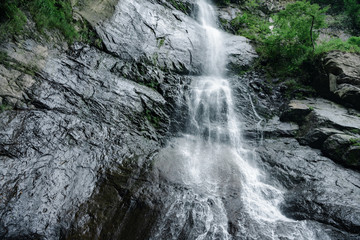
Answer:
[153, 0, 331, 239]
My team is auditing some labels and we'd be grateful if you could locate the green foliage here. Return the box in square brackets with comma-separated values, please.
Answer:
[145, 109, 160, 128]
[214, 0, 231, 6]
[310, 0, 344, 12]
[259, 0, 327, 73]
[145, 81, 159, 90]
[349, 138, 360, 146]
[231, 12, 270, 41]
[30, 0, 77, 42]
[349, 128, 360, 134]
[0, 103, 12, 113]
[311, 0, 360, 31]
[316, 36, 360, 54]
[0, 0, 27, 39]
[0, 51, 9, 65]
[344, 0, 360, 31]
[0, 0, 77, 42]
[283, 79, 316, 99]
[168, 0, 188, 13]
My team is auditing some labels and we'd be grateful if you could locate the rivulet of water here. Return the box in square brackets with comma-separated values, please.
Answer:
[153, 0, 331, 239]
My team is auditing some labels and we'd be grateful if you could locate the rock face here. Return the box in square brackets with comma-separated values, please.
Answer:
[224, 34, 257, 73]
[95, 0, 206, 74]
[0, 0, 360, 239]
[257, 138, 360, 238]
[0, 0, 257, 239]
[0, 40, 173, 239]
[280, 98, 360, 169]
[314, 51, 360, 110]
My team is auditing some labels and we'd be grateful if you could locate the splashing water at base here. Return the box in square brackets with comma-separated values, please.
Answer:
[153, 0, 332, 239]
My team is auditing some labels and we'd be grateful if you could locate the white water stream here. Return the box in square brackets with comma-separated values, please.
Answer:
[153, 0, 331, 239]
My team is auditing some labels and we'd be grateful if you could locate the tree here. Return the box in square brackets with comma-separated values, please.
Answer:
[260, 0, 328, 73]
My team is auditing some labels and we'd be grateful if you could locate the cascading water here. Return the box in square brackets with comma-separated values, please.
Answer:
[153, 0, 332, 239]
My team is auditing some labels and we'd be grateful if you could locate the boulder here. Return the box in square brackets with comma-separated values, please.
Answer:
[279, 100, 312, 124]
[334, 83, 360, 108]
[298, 127, 343, 148]
[224, 33, 257, 72]
[279, 98, 360, 170]
[314, 51, 360, 110]
[323, 134, 360, 169]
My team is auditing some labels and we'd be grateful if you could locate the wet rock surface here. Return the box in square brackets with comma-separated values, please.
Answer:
[96, 0, 206, 74]
[232, 73, 360, 238]
[1, 0, 360, 239]
[0, 39, 189, 238]
[256, 138, 360, 238]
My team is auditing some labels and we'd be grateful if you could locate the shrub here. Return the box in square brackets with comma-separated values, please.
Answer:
[30, 0, 77, 42]
[0, 0, 27, 39]
[230, 12, 270, 41]
[316, 36, 360, 54]
[0, 0, 77, 42]
[259, 0, 328, 73]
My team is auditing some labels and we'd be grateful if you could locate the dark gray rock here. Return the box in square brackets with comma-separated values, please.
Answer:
[323, 134, 360, 169]
[298, 127, 343, 148]
[261, 116, 299, 138]
[224, 33, 257, 73]
[257, 138, 360, 237]
[280, 100, 312, 124]
[298, 98, 360, 130]
[335, 83, 360, 108]
[279, 98, 360, 170]
[314, 51, 360, 110]
[0, 42, 177, 239]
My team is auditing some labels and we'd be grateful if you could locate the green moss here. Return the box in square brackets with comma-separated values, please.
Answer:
[157, 38, 165, 48]
[145, 109, 160, 128]
[168, 0, 188, 13]
[349, 138, 360, 146]
[0, 104, 13, 113]
[349, 128, 360, 134]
